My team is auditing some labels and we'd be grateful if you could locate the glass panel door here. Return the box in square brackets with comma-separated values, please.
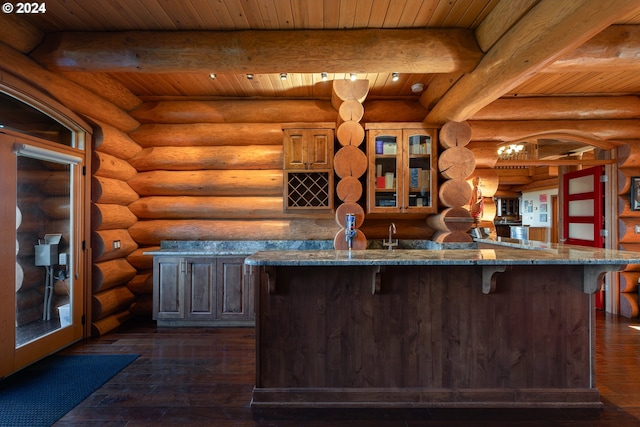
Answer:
[406, 133, 432, 210]
[15, 143, 80, 347]
[562, 165, 603, 247]
[370, 131, 401, 212]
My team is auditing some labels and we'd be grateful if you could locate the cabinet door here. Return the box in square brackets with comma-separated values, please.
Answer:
[283, 130, 306, 169]
[216, 257, 254, 320]
[185, 258, 216, 319]
[367, 129, 403, 213]
[402, 128, 436, 213]
[153, 257, 184, 320]
[367, 126, 437, 214]
[283, 129, 333, 170]
[306, 129, 333, 169]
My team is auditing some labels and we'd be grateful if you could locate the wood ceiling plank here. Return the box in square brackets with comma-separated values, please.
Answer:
[209, 0, 243, 29]
[366, 0, 392, 27]
[254, 0, 280, 29]
[222, 0, 252, 30]
[381, 0, 409, 27]
[465, 0, 503, 28]
[396, 0, 430, 27]
[442, 0, 495, 28]
[411, 0, 438, 27]
[233, 0, 265, 29]
[272, 0, 295, 29]
[303, 0, 326, 29]
[426, 0, 459, 27]
[321, 0, 341, 28]
[475, 0, 538, 52]
[134, 1, 185, 30]
[337, 0, 359, 29]
[352, 0, 375, 28]
[425, 0, 640, 124]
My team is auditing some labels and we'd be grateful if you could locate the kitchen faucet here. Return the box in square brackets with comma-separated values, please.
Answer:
[383, 222, 398, 250]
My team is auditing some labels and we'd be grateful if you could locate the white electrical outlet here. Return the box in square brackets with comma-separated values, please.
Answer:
[58, 253, 67, 265]
[113, 240, 121, 249]
[635, 225, 640, 234]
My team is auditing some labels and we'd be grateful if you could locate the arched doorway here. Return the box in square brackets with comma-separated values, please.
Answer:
[0, 74, 91, 377]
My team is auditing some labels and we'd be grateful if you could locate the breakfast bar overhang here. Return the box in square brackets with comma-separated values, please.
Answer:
[245, 242, 640, 409]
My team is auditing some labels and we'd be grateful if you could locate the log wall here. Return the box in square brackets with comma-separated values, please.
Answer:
[616, 141, 640, 318]
[90, 121, 141, 335]
[9, 27, 640, 335]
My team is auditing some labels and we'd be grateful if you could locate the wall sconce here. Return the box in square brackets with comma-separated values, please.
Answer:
[350, 73, 357, 81]
[392, 72, 400, 81]
[246, 74, 254, 80]
[280, 73, 287, 80]
[321, 72, 328, 81]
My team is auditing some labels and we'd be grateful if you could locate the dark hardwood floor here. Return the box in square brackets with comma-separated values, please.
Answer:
[53, 311, 640, 426]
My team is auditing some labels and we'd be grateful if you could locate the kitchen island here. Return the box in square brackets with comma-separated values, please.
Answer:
[245, 242, 640, 409]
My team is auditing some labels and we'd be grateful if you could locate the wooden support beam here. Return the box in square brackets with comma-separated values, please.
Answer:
[425, 0, 640, 124]
[497, 158, 615, 167]
[30, 29, 483, 74]
[61, 71, 142, 112]
[469, 120, 640, 143]
[474, 0, 538, 52]
[0, 43, 139, 132]
[0, 13, 43, 53]
[544, 25, 640, 72]
[471, 96, 640, 121]
[132, 100, 338, 124]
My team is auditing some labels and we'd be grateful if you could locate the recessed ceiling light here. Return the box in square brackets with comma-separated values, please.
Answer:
[392, 72, 400, 81]
[350, 73, 357, 81]
[246, 74, 254, 80]
[209, 73, 216, 80]
[321, 72, 328, 81]
[411, 83, 424, 93]
[280, 73, 287, 80]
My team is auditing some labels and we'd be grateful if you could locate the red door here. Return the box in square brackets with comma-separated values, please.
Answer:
[562, 165, 605, 307]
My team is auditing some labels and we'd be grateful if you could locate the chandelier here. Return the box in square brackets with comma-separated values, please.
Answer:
[497, 143, 526, 160]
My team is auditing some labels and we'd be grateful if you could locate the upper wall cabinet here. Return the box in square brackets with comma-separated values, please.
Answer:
[366, 123, 437, 214]
[283, 128, 334, 170]
[283, 124, 335, 213]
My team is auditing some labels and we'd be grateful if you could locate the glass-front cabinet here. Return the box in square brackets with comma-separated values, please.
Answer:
[366, 124, 437, 214]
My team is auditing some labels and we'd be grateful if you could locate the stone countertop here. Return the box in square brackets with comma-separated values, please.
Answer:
[143, 240, 335, 256]
[244, 241, 640, 267]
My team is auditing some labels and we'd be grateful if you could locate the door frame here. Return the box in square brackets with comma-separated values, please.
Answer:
[0, 74, 92, 378]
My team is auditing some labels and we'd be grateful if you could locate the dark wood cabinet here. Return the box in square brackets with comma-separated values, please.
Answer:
[153, 256, 254, 326]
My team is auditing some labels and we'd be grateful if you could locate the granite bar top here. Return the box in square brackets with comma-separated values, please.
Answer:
[143, 240, 334, 256]
[244, 241, 640, 267]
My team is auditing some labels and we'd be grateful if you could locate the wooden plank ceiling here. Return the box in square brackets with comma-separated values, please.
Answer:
[3, 0, 640, 122]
